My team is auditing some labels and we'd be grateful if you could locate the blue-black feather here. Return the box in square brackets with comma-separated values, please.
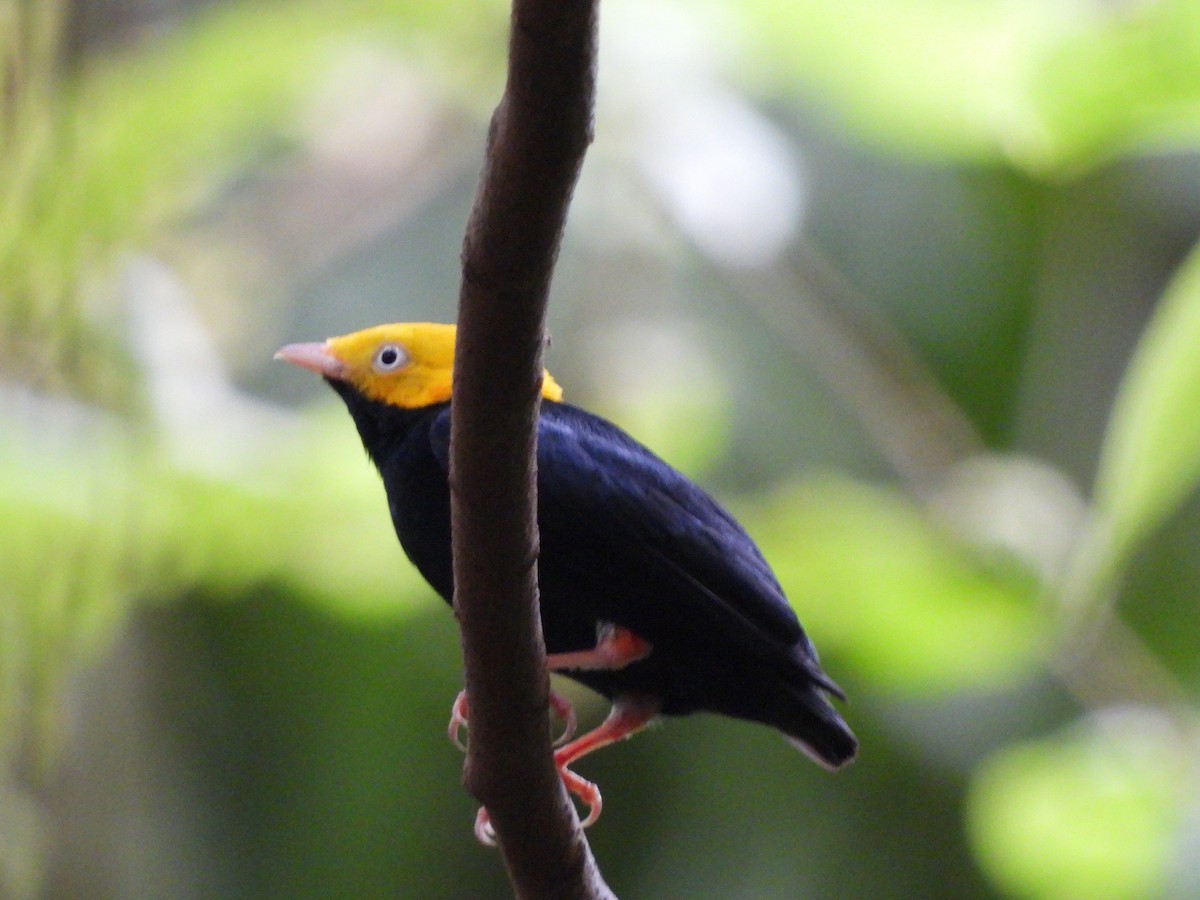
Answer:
[330, 380, 856, 767]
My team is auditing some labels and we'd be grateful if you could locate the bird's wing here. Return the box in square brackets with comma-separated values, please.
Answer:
[428, 403, 809, 656]
[539, 406, 807, 648]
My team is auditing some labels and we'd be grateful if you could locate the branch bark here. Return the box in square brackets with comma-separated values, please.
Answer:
[449, 1, 610, 898]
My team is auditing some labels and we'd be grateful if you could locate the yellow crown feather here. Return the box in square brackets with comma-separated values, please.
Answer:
[314, 322, 562, 409]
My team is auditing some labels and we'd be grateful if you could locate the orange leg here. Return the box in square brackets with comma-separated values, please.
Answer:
[452, 623, 657, 846]
[553, 697, 659, 826]
[474, 697, 660, 845]
[545, 623, 652, 672]
[448, 624, 651, 751]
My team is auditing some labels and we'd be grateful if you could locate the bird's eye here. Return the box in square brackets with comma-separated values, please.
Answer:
[372, 344, 408, 373]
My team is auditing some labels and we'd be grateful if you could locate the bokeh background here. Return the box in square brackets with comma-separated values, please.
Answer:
[6, 0, 1200, 897]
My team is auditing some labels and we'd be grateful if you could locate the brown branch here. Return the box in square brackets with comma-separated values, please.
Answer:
[449, 1, 612, 898]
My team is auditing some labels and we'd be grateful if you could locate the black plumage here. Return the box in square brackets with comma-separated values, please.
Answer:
[328, 379, 857, 769]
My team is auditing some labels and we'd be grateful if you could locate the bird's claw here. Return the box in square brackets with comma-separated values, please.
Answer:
[447, 688, 577, 752]
[474, 807, 497, 847]
[558, 763, 603, 827]
[471, 763, 603, 847]
[448, 690, 470, 752]
[549, 688, 577, 747]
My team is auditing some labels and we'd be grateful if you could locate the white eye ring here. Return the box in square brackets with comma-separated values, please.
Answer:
[372, 343, 408, 373]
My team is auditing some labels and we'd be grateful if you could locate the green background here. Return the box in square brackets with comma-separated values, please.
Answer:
[5, 1, 1200, 896]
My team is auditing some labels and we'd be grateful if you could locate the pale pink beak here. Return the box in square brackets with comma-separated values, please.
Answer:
[274, 341, 348, 379]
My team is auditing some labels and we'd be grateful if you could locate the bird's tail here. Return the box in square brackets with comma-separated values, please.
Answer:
[780, 684, 858, 771]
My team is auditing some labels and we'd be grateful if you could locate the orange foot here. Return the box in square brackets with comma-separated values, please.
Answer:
[448, 688, 578, 752]
[472, 698, 659, 846]
[451, 624, 657, 847]
[474, 760, 604, 846]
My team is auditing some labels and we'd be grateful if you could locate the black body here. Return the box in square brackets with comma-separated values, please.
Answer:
[330, 381, 857, 767]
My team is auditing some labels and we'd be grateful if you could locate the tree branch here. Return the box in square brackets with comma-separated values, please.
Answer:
[449, 1, 611, 898]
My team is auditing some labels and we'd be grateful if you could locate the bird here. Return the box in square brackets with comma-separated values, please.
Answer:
[276, 322, 856, 841]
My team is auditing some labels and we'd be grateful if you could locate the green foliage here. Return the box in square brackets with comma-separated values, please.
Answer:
[0, 403, 139, 773]
[968, 714, 1189, 899]
[744, 0, 1200, 174]
[6, 0, 1200, 897]
[591, 349, 734, 481]
[146, 414, 429, 618]
[1081, 241, 1200, 598]
[751, 477, 1045, 693]
[0, 0, 506, 408]
[0, 397, 425, 767]
[0, 1, 503, 852]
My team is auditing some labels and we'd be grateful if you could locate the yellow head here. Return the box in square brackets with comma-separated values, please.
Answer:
[275, 322, 563, 408]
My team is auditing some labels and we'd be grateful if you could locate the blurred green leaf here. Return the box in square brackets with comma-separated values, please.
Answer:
[741, 0, 1200, 174]
[968, 713, 1188, 899]
[748, 476, 1046, 693]
[0, 396, 430, 775]
[1079, 239, 1200, 599]
[1, 0, 493, 769]
[1, 0, 507, 407]
[0, 0, 503, 797]
[1028, 0, 1200, 173]
[594, 371, 733, 481]
[144, 406, 432, 619]
[0, 397, 141, 768]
